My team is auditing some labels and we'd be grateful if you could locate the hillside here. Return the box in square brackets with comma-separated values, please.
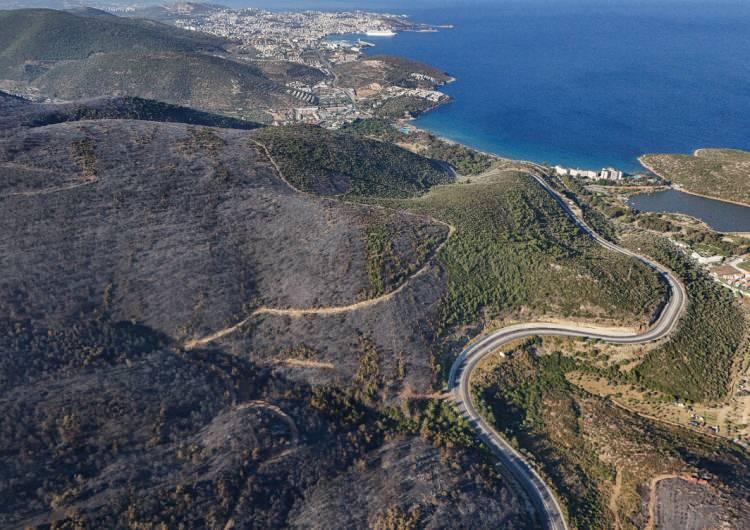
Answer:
[472, 346, 750, 530]
[0, 106, 535, 528]
[0, 94, 263, 130]
[254, 124, 454, 197]
[29, 51, 288, 119]
[0, 8, 227, 78]
[0, 9, 294, 118]
[4, 92, 746, 527]
[256, 59, 326, 86]
[0, 119, 450, 339]
[640, 148, 750, 206]
[404, 171, 666, 333]
[2, 344, 532, 529]
[234, 167, 669, 401]
[333, 54, 453, 90]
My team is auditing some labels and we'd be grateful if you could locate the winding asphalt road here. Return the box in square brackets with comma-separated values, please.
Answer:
[448, 171, 688, 530]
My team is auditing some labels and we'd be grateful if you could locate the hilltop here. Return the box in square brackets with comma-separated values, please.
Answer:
[0, 8, 227, 75]
[0, 92, 263, 130]
[0, 102, 538, 528]
[254, 125, 453, 197]
[0, 8, 298, 119]
[640, 148, 750, 206]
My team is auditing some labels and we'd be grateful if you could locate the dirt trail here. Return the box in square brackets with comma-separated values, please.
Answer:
[609, 467, 623, 529]
[1, 177, 97, 198]
[247, 138, 299, 193]
[183, 218, 453, 349]
[274, 358, 335, 369]
[645, 474, 684, 530]
[235, 400, 299, 446]
[183, 137, 456, 350]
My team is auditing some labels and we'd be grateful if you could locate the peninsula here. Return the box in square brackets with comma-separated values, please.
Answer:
[640, 148, 750, 207]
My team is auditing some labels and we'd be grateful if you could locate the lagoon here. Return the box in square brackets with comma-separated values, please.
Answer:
[626, 189, 750, 233]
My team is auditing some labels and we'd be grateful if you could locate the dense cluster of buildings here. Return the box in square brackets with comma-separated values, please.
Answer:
[554, 165, 625, 181]
[710, 263, 750, 293]
[170, 6, 414, 64]
[156, 4, 448, 128]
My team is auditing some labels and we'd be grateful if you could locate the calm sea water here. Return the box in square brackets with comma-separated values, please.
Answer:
[326, 1, 750, 173]
[246, 0, 750, 228]
[627, 190, 750, 233]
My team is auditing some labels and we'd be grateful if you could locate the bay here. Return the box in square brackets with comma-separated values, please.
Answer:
[328, 1, 750, 173]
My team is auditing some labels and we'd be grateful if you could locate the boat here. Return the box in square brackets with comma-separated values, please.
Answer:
[365, 30, 396, 37]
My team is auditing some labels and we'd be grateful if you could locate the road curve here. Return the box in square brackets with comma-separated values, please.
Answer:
[448, 171, 688, 530]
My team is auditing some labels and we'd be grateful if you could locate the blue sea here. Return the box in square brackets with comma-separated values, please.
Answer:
[244, 0, 750, 172]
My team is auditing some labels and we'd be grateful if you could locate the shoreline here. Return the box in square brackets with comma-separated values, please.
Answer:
[638, 155, 750, 209]
[355, 28, 750, 232]
[355, 25, 616, 174]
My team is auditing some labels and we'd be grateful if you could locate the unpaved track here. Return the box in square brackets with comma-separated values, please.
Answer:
[645, 474, 684, 530]
[185, 150, 687, 529]
[184, 137, 455, 349]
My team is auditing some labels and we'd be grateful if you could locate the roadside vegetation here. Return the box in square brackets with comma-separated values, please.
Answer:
[473, 348, 609, 529]
[552, 178, 747, 402]
[621, 233, 746, 402]
[472, 343, 750, 530]
[389, 173, 666, 340]
[310, 385, 481, 452]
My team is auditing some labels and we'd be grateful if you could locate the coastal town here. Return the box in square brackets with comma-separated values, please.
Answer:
[162, 5, 423, 55]
[114, 3, 454, 128]
[162, 3, 750, 303]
